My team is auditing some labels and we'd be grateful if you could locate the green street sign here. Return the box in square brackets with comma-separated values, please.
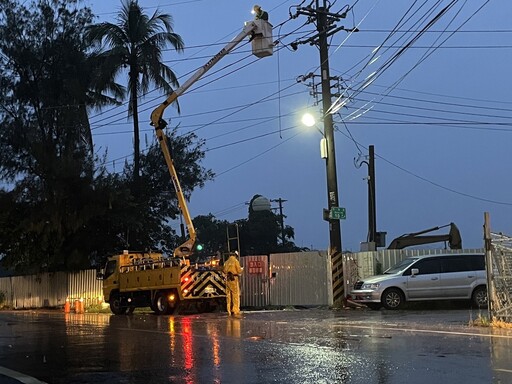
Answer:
[330, 207, 346, 220]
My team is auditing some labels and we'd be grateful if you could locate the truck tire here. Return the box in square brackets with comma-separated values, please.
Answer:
[153, 291, 178, 315]
[110, 293, 128, 315]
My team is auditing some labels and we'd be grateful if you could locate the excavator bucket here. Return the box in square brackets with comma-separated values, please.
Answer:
[448, 223, 462, 249]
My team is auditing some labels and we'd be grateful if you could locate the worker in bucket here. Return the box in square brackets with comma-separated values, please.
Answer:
[223, 251, 243, 316]
[252, 4, 268, 21]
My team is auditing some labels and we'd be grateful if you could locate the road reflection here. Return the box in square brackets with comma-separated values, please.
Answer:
[55, 310, 512, 384]
[490, 327, 512, 380]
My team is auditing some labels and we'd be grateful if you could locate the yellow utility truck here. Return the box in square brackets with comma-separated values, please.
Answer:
[99, 251, 224, 315]
[97, 18, 273, 315]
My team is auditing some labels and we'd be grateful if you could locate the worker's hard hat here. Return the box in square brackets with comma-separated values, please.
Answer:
[253, 5, 261, 11]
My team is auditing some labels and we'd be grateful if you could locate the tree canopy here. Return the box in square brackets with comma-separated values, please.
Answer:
[0, 0, 210, 273]
[0, 0, 302, 274]
[85, 0, 185, 182]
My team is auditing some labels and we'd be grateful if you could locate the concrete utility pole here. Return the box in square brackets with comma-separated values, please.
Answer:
[368, 145, 377, 244]
[294, 0, 350, 305]
[317, 3, 342, 259]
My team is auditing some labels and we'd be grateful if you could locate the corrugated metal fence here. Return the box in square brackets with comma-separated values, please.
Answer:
[0, 252, 334, 310]
[269, 251, 332, 307]
[0, 270, 102, 309]
[239, 251, 333, 308]
[240, 255, 269, 308]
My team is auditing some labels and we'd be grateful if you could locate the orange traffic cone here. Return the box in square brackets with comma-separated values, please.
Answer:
[74, 299, 81, 314]
[64, 298, 70, 313]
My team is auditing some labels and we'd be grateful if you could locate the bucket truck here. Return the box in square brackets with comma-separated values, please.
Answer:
[97, 19, 273, 315]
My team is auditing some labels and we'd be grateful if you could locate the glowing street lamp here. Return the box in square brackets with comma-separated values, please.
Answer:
[301, 113, 316, 127]
[301, 110, 342, 260]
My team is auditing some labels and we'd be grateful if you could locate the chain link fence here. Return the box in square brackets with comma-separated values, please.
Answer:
[487, 232, 512, 321]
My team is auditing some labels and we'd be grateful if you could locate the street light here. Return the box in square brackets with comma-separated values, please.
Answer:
[302, 112, 328, 158]
[301, 112, 342, 256]
[301, 113, 316, 127]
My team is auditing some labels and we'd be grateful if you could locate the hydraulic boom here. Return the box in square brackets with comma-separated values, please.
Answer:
[387, 222, 462, 250]
[150, 19, 273, 258]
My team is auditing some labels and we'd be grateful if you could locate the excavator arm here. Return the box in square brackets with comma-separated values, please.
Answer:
[387, 222, 462, 250]
[150, 19, 273, 258]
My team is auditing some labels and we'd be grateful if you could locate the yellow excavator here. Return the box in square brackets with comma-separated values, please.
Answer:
[387, 222, 462, 250]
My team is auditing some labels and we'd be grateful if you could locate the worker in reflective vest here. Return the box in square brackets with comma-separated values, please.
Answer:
[223, 252, 243, 316]
[253, 5, 269, 21]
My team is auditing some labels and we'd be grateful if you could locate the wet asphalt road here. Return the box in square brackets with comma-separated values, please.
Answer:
[0, 307, 511, 383]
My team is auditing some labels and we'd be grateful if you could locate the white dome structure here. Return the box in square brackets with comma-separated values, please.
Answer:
[251, 195, 271, 212]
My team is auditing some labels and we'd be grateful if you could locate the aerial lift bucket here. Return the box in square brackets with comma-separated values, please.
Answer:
[249, 19, 273, 58]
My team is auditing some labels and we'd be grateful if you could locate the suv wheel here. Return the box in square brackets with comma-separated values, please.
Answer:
[472, 286, 488, 309]
[382, 288, 404, 310]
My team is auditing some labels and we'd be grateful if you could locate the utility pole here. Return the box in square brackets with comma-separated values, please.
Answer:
[368, 145, 377, 244]
[317, 2, 342, 259]
[294, 1, 350, 306]
[271, 198, 287, 246]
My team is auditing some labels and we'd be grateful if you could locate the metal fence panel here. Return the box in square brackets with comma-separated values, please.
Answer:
[269, 251, 332, 307]
[11, 275, 45, 309]
[240, 255, 269, 308]
[488, 233, 512, 321]
[47, 272, 68, 307]
[0, 277, 13, 307]
[68, 270, 103, 307]
[0, 252, 337, 310]
[0, 270, 102, 309]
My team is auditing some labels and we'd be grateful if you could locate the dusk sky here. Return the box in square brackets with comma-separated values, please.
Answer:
[85, 0, 511, 252]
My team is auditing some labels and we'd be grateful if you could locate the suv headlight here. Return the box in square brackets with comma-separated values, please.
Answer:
[362, 283, 380, 290]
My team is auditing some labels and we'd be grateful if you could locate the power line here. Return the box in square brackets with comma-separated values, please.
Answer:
[332, 0, 491, 122]
[216, 132, 302, 177]
[206, 125, 298, 152]
[213, 202, 247, 218]
[336, 128, 512, 206]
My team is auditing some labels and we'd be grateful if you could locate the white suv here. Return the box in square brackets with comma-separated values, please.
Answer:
[349, 253, 487, 310]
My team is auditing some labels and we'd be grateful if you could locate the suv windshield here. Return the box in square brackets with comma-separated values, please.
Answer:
[384, 257, 419, 274]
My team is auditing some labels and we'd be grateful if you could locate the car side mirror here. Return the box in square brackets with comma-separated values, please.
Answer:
[96, 271, 104, 280]
[411, 268, 419, 276]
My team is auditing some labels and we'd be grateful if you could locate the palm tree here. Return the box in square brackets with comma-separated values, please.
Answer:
[86, 0, 184, 183]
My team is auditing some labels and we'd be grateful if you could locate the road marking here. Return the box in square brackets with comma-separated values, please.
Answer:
[495, 368, 512, 374]
[335, 324, 512, 339]
[0, 366, 47, 384]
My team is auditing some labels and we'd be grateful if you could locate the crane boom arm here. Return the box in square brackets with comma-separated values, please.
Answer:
[150, 20, 271, 258]
[387, 222, 462, 250]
